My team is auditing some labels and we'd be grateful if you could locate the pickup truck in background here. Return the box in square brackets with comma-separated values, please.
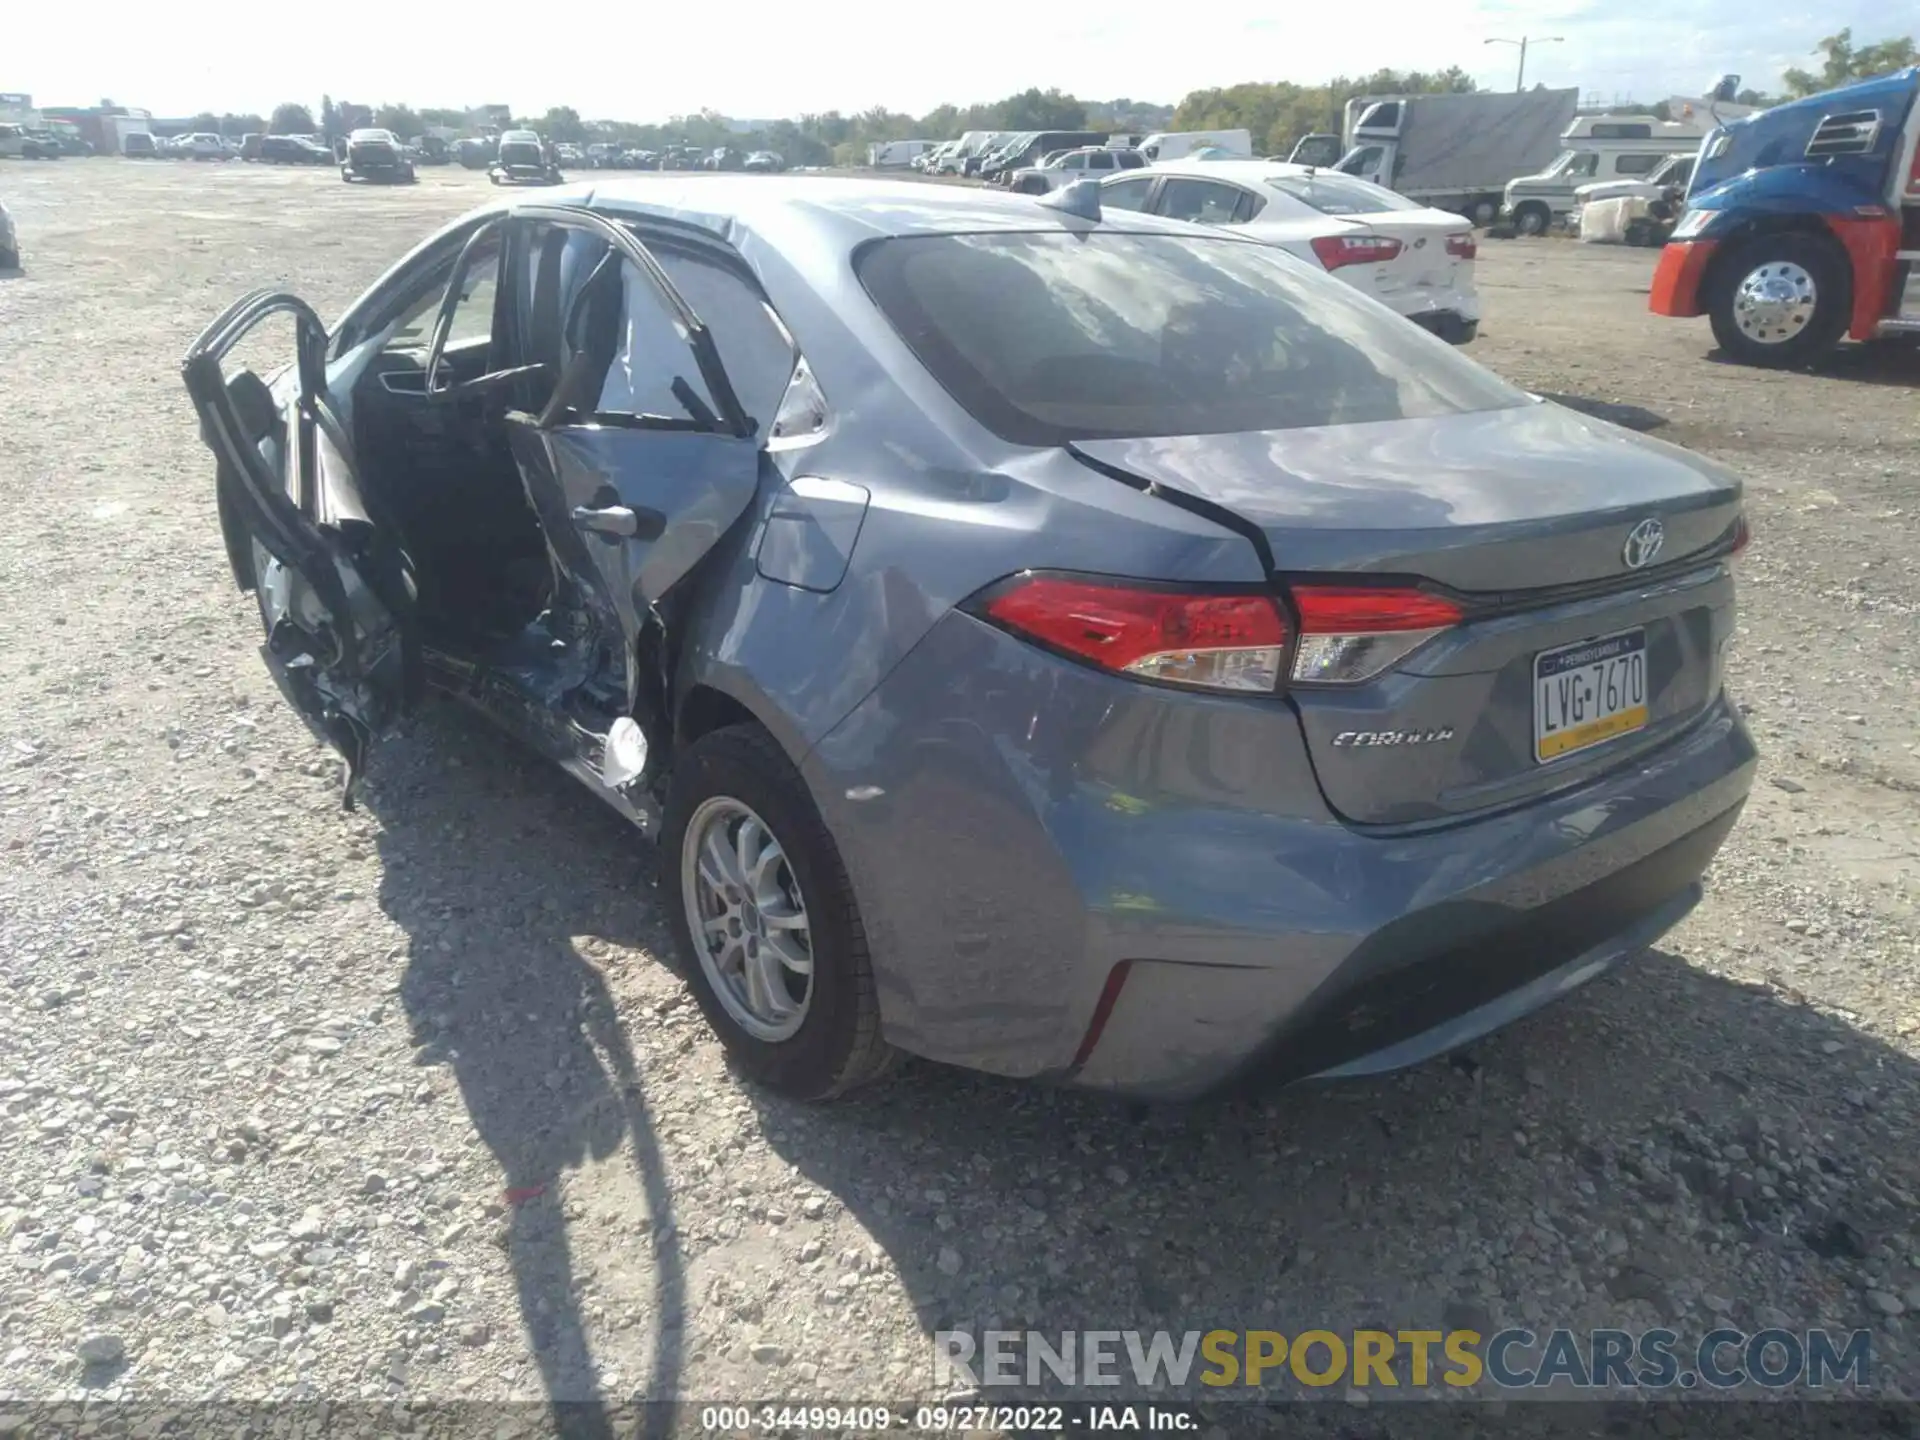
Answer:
[1007, 145, 1147, 194]
[1651, 67, 1920, 366]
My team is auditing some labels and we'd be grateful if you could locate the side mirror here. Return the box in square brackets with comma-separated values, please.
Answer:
[1709, 75, 1741, 104]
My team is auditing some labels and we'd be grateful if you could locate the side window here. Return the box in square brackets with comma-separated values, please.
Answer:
[1087, 151, 1114, 170]
[1101, 176, 1156, 211]
[590, 244, 796, 432]
[1061, 152, 1086, 170]
[1613, 153, 1664, 176]
[384, 231, 502, 351]
[1567, 151, 1600, 178]
[1158, 178, 1247, 226]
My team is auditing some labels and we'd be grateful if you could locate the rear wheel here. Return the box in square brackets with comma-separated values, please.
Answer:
[664, 725, 896, 1099]
[1707, 233, 1851, 368]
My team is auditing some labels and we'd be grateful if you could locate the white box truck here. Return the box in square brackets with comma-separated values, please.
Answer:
[869, 139, 935, 168]
[1329, 89, 1580, 226]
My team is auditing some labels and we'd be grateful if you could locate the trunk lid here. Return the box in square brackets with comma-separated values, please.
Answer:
[1346, 208, 1473, 305]
[1072, 399, 1743, 825]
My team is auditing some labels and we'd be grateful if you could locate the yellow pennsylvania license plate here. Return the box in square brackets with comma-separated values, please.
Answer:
[1533, 629, 1649, 763]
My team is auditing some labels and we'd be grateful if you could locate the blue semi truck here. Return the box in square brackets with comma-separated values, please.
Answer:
[1650, 68, 1920, 366]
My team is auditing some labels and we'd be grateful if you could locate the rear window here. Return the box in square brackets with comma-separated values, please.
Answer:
[856, 232, 1523, 445]
[1265, 173, 1419, 215]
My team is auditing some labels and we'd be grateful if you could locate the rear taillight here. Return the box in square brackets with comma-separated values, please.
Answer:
[982, 575, 1289, 694]
[1446, 232, 1478, 260]
[978, 574, 1468, 693]
[1729, 514, 1752, 558]
[1310, 234, 1405, 270]
[1290, 585, 1463, 684]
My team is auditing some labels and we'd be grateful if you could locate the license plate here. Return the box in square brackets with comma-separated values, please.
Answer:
[1533, 629, 1648, 763]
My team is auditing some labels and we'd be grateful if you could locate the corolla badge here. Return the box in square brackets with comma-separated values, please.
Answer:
[1622, 517, 1665, 569]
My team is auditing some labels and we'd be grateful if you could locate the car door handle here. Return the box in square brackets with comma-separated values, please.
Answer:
[572, 505, 640, 537]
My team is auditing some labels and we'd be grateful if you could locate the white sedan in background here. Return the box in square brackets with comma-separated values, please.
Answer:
[1099, 160, 1482, 343]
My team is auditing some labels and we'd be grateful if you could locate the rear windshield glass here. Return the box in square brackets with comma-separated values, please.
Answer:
[1264, 173, 1420, 215]
[856, 232, 1522, 444]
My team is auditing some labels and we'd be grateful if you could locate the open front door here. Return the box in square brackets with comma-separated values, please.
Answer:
[467, 205, 767, 778]
[182, 290, 418, 804]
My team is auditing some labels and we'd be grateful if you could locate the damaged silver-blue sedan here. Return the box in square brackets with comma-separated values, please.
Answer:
[184, 177, 1757, 1101]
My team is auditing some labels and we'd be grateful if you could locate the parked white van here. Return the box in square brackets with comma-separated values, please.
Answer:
[1138, 130, 1253, 163]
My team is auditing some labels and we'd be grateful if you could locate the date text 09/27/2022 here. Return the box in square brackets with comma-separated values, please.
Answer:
[699, 1404, 1195, 1432]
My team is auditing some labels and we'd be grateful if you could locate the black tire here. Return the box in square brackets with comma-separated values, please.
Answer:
[1513, 202, 1551, 236]
[1707, 232, 1852, 369]
[663, 725, 897, 1100]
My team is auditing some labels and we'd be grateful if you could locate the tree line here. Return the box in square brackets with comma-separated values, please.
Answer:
[202, 28, 1912, 161]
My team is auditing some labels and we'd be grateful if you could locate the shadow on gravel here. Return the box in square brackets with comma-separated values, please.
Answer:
[749, 944, 1920, 1391]
[346, 701, 1919, 1402]
[367, 705, 685, 1439]
[1706, 342, 1920, 389]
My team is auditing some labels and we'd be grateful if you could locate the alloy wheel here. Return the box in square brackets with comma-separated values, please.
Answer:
[681, 796, 815, 1041]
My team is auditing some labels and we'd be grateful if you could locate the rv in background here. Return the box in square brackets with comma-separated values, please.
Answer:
[1328, 89, 1579, 226]
[1502, 112, 1714, 233]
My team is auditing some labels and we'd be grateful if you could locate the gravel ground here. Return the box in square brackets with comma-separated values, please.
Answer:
[1, 160, 1917, 1422]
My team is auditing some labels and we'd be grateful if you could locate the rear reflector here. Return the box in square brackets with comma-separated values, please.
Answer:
[1446, 232, 1478, 260]
[983, 575, 1289, 694]
[1310, 234, 1406, 270]
[1289, 585, 1463, 684]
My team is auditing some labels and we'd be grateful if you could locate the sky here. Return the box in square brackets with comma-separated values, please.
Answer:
[9, 0, 1913, 122]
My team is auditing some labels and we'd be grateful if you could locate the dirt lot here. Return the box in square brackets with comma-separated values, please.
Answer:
[2, 159, 1918, 1420]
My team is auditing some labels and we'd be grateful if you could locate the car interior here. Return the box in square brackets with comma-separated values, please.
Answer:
[345, 228, 555, 650]
[196, 209, 798, 769]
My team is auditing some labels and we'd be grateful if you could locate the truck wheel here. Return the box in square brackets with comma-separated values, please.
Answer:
[1469, 198, 1497, 227]
[1513, 202, 1551, 236]
[1708, 233, 1851, 368]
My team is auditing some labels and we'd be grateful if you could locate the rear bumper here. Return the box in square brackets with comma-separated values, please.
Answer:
[804, 611, 1757, 1101]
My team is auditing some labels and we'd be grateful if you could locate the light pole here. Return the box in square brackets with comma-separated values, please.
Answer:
[1484, 35, 1563, 92]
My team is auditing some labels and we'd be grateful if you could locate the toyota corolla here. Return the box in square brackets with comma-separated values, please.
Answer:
[182, 177, 1756, 1102]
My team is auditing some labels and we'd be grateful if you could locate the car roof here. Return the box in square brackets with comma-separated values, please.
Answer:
[1145, 159, 1320, 183]
[578, 174, 1223, 243]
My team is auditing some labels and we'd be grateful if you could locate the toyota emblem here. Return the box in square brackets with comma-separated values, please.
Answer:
[1622, 518, 1665, 569]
